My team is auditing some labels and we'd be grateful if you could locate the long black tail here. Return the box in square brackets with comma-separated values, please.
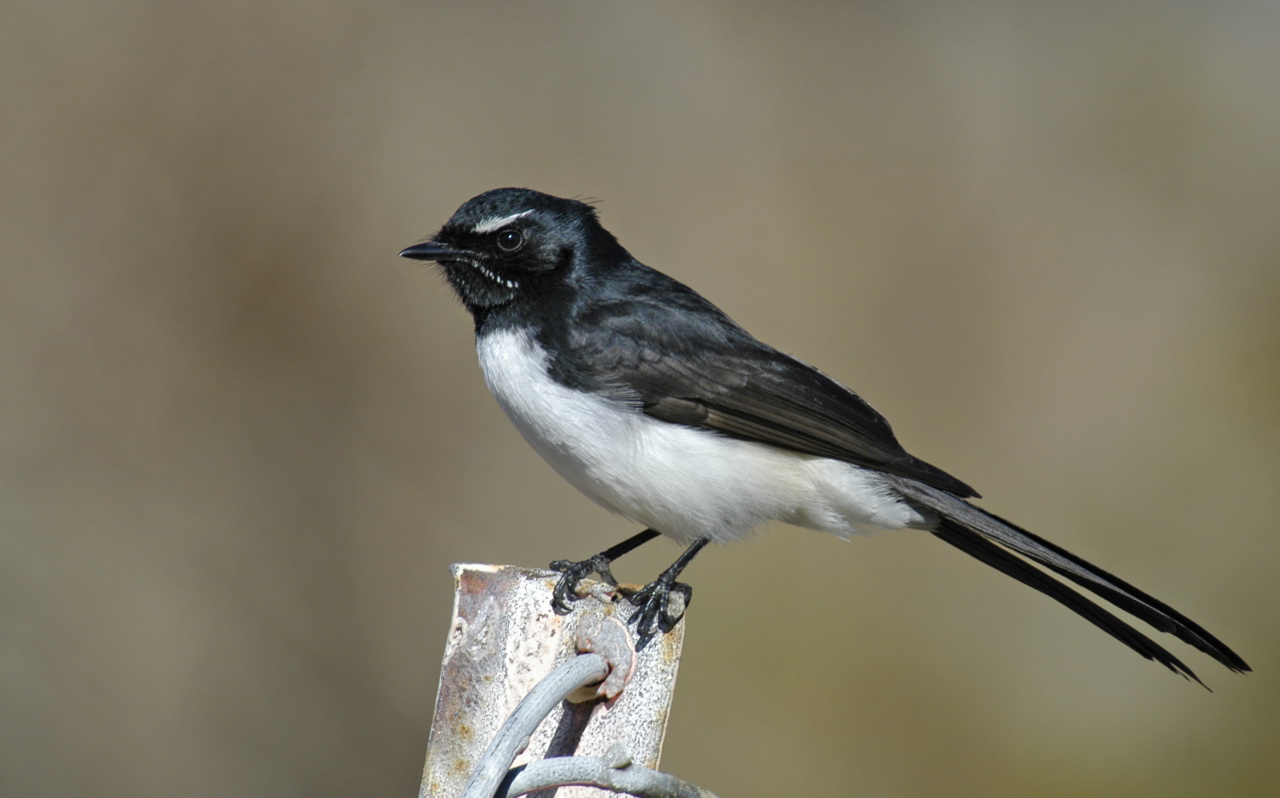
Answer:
[886, 476, 1250, 686]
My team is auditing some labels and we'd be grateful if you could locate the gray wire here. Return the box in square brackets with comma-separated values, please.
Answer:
[459, 653, 610, 798]
[499, 746, 720, 797]
[461, 617, 717, 798]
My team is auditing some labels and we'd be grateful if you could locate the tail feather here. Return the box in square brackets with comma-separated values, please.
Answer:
[930, 517, 1201, 684]
[887, 476, 1250, 681]
[977, 506, 1250, 672]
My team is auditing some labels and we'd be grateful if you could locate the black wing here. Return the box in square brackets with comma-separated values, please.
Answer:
[561, 283, 978, 498]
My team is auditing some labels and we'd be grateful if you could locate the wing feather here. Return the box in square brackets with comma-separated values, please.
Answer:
[565, 293, 978, 497]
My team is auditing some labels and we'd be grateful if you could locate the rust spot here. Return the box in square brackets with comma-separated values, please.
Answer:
[456, 569, 494, 597]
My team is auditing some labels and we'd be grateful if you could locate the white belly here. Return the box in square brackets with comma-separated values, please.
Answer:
[476, 328, 925, 544]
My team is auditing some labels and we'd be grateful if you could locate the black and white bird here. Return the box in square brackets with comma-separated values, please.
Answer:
[401, 187, 1248, 684]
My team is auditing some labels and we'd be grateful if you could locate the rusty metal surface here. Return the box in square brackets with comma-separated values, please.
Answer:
[421, 564, 685, 798]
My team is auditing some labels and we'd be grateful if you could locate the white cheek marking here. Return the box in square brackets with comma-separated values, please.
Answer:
[473, 263, 519, 289]
[472, 209, 533, 234]
[475, 328, 925, 544]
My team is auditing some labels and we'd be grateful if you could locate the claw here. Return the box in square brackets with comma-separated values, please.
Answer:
[625, 536, 708, 636]
[549, 554, 620, 614]
[628, 578, 693, 636]
[547, 529, 663, 615]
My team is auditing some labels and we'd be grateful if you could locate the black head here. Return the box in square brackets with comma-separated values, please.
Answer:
[400, 188, 627, 317]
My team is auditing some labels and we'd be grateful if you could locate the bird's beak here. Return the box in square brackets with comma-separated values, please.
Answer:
[399, 241, 461, 261]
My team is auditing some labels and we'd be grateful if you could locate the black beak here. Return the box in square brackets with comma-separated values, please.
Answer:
[399, 241, 462, 261]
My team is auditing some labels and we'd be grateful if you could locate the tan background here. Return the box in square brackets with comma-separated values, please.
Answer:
[4, 2, 1277, 796]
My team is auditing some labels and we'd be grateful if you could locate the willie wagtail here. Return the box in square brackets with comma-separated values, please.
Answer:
[401, 187, 1248, 684]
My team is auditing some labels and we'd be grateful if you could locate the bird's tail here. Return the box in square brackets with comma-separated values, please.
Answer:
[886, 476, 1250, 686]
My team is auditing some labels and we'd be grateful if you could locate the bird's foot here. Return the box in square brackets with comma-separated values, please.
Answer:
[549, 554, 620, 614]
[627, 576, 692, 637]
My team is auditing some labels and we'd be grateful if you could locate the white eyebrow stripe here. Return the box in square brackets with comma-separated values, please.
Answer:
[472, 209, 533, 234]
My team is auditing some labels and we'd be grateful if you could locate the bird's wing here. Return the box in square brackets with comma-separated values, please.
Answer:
[566, 293, 979, 498]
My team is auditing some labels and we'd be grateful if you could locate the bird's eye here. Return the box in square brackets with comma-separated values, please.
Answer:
[496, 229, 524, 252]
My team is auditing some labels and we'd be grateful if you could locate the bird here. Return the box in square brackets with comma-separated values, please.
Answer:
[400, 187, 1249, 685]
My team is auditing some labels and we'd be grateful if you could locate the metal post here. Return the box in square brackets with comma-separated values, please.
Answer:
[421, 564, 687, 798]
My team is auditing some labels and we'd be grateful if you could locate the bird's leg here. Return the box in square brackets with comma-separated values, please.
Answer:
[549, 528, 661, 613]
[629, 537, 709, 637]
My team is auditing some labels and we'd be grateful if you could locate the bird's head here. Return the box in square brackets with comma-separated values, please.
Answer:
[400, 188, 624, 315]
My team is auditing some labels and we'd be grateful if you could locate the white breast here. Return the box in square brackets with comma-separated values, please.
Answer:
[476, 328, 925, 544]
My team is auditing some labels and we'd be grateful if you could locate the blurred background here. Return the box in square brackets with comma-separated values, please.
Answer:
[4, 1, 1278, 796]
